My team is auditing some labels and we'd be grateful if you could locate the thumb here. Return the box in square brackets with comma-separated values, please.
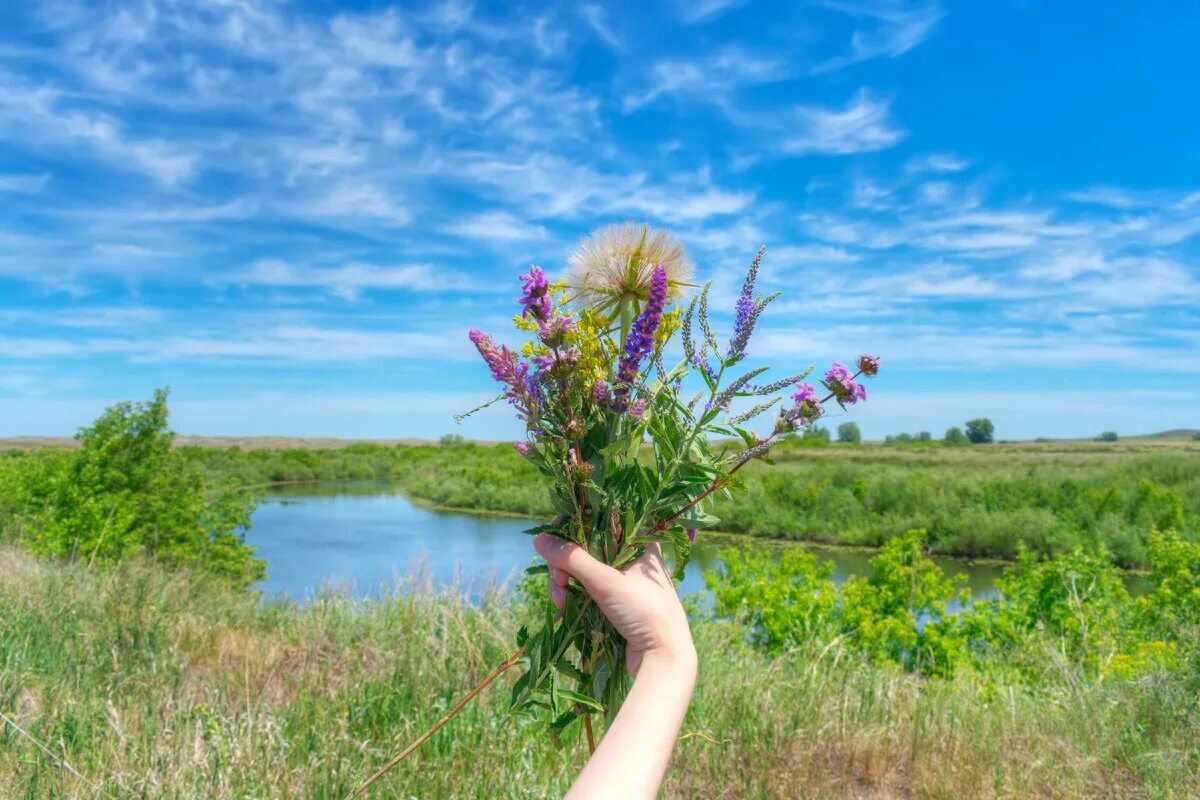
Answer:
[534, 534, 618, 594]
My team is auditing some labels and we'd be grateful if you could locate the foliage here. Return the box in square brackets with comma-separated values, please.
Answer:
[1096, 431, 1119, 442]
[4, 547, 1199, 799]
[835, 421, 861, 444]
[0, 390, 262, 586]
[157, 439, 1200, 570]
[458, 240, 878, 733]
[943, 425, 970, 446]
[440, 433, 467, 447]
[708, 526, 1200, 686]
[966, 417, 995, 444]
[705, 547, 837, 649]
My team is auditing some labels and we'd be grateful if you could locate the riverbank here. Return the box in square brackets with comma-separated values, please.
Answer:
[183, 439, 1200, 569]
[2, 546, 1196, 799]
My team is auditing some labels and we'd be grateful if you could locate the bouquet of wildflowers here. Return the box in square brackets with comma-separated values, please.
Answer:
[349, 223, 878, 794]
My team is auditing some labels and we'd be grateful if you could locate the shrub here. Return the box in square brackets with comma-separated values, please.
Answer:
[1, 389, 263, 586]
[1096, 431, 1119, 442]
[836, 422, 862, 444]
[943, 426, 970, 446]
[965, 418, 995, 444]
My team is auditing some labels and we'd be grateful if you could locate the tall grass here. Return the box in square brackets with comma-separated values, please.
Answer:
[2, 548, 1197, 799]
[181, 439, 1200, 567]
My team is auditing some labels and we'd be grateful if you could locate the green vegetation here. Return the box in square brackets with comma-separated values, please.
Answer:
[836, 421, 861, 444]
[2, 395, 1199, 797]
[0, 390, 262, 586]
[966, 417, 995, 444]
[943, 425, 970, 446]
[170, 437, 1200, 569]
[2, 542, 1197, 798]
[1097, 431, 1120, 442]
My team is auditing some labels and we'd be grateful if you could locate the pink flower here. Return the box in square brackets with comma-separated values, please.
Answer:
[857, 354, 880, 377]
[513, 441, 531, 456]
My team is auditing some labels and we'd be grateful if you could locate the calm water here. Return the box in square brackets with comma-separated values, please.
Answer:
[247, 481, 1008, 607]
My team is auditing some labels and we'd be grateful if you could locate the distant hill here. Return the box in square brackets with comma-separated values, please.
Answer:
[1124, 429, 1199, 440]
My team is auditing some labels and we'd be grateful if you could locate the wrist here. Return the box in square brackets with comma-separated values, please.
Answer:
[639, 639, 698, 685]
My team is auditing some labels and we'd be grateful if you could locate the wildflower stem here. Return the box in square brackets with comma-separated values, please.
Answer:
[344, 645, 526, 799]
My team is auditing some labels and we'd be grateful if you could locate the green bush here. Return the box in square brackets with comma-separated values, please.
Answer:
[966, 418, 994, 444]
[836, 422, 862, 444]
[0, 390, 263, 586]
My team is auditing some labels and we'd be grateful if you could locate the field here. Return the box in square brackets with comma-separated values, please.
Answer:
[3, 547, 1199, 800]
[183, 436, 1200, 568]
[2, 417, 1200, 798]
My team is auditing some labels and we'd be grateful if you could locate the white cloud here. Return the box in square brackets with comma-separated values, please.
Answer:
[622, 50, 786, 113]
[581, 5, 622, 50]
[783, 90, 906, 155]
[676, 0, 751, 23]
[0, 172, 51, 193]
[442, 211, 550, 243]
[234, 260, 479, 300]
[813, 1, 945, 73]
[905, 153, 970, 174]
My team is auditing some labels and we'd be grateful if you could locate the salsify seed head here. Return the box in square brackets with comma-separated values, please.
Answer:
[567, 222, 692, 306]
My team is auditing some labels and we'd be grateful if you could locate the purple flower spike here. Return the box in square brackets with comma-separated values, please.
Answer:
[615, 266, 668, 402]
[514, 441, 531, 456]
[687, 528, 698, 543]
[469, 328, 536, 418]
[518, 266, 552, 322]
[593, 380, 609, 406]
[628, 399, 646, 419]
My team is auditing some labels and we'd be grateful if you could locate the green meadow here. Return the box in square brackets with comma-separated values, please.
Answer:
[1, 395, 1199, 798]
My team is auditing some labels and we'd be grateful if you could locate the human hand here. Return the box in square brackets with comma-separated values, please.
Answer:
[533, 534, 696, 679]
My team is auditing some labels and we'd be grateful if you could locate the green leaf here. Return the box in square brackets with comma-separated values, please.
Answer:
[557, 689, 604, 712]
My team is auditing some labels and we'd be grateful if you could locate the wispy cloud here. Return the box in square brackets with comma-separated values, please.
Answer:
[232, 260, 480, 301]
[581, 5, 622, 50]
[813, 1, 945, 73]
[621, 50, 786, 113]
[675, 0, 751, 24]
[784, 90, 906, 155]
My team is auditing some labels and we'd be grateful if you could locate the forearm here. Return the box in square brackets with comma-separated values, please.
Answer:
[565, 647, 698, 800]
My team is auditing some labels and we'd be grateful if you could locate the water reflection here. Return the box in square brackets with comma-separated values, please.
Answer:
[248, 481, 1016, 607]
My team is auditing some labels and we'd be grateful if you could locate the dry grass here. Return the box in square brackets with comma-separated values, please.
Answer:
[2, 549, 1197, 799]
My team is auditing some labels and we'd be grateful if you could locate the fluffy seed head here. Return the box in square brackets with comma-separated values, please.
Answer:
[567, 222, 692, 306]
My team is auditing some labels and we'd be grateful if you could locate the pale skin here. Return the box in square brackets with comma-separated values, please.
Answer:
[533, 533, 697, 800]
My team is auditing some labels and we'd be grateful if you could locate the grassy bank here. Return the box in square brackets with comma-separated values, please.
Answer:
[183, 438, 1200, 568]
[2, 547, 1198, 799]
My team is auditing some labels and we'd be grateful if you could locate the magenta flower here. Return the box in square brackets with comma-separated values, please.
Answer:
[518, 266, 552, 322]
[628, 399, 646, 419]
[513, 441, 531, 456]
[469, 328, 536, 417]
[857, 354, 880, 377]
[687, 528, 698, 543]
[593, 380, 609, 406]
[824, 361, 867, 405]
[792, 383, 817, 404]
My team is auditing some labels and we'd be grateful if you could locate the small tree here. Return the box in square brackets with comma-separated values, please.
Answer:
[836, 422, 862, 444]
[1192, 431, 1200, 441]
[21, 389, 264, 586]
[965, 418, 994, 444]
[943, 426, 969, 446]
[802, 425, 831, 443]
[1095, 431, 1118, 442]
[915, 431, 932, 443]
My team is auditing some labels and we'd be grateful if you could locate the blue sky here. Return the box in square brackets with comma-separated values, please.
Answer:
[1, 0, 1198, 441]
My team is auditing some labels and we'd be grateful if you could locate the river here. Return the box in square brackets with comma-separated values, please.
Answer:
[247, 481, 1010, 608]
